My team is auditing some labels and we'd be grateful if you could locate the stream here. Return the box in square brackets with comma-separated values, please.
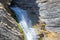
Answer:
[10, 7, 38, 40]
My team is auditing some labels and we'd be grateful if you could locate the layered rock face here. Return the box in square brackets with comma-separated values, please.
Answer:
[36, 0, 60, 40]
[1, 0, 60, 40]
[0, 3, 22, 40]
[38, 0, 60, 34]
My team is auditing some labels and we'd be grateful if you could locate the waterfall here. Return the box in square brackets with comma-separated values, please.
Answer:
[10, 7, 38, 40]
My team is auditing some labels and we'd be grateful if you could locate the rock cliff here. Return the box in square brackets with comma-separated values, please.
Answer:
[0, 3, 23, 40]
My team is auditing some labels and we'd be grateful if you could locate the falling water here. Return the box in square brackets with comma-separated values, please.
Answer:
[10, 7, 38, 40]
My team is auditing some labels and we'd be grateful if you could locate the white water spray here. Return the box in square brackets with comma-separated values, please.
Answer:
[11, 7, 38, 40]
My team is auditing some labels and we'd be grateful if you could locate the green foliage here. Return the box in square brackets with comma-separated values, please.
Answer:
[17, 23, 23, 33]
[17, 23, 25, 40]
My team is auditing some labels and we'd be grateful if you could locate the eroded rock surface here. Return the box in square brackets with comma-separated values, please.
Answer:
[37, 0, 60, 34]
[0, 3, 22, 40]
[37, 0, 60, 40]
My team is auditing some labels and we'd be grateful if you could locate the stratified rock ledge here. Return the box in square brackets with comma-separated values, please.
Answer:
[0, 3, 22, 40]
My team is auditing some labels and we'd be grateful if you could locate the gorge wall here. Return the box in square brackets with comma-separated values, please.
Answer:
[0, 0, 60, 40]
